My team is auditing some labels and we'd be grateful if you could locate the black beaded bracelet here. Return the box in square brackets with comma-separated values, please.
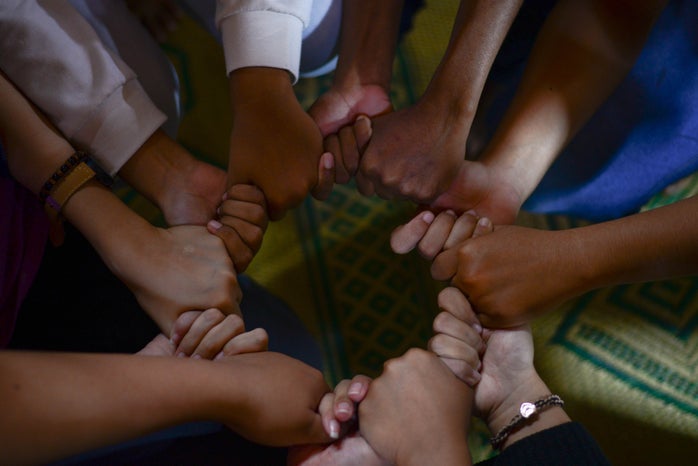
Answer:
[489, 394, 564, 450]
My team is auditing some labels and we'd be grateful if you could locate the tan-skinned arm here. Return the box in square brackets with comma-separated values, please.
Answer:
[355, 0, 523, 202]
[0, 349, 331, 465]
[479, 0, 669, 205]
[0, 71, 241, 335]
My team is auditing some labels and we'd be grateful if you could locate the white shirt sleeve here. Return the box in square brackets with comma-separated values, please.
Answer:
[215, 0, 312, 82]
[0, 0, 166, 176]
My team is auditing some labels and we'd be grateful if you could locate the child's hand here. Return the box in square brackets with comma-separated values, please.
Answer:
[390, 210, 492, 258]
[207, 184, 268, 273]
[318, 375, 371, 439]
[170, 309, 268, 360]
[429, 287, 485, 386]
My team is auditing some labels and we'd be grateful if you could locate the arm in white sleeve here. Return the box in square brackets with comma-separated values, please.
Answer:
[215, 0, 312, 82]
[0, 0, 166, 176]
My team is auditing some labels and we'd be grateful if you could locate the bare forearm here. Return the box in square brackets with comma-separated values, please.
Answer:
[572, 195, 698, 291]
[482, 0, 667, 201]
[0, 351, 226, 465]
[423, 0, 523, 119]
[331, 0, 403, 91]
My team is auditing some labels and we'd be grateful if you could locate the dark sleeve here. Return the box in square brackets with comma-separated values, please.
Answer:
[475, 422, 611, 466]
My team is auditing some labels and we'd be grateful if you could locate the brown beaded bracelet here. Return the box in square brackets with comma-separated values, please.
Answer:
[489, 394, 565, 450]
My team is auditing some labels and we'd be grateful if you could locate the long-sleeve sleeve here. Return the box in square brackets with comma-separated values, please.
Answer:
[0, 0, 166, 176]
[215, 0, 313, 82]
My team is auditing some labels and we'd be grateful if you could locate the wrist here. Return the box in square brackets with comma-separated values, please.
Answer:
[485, 375, 571, 450]
[229, 67, 295, 108]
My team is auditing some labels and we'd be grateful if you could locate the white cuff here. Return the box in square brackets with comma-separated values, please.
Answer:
[219, 10, 304, 83]
[72, 79, 167, 176]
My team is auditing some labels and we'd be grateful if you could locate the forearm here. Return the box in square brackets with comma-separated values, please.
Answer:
[0, 351, 227, 465]
[485, 372, 571, 451]
[481, 0, 667, 203]
[0, 71, 156, 276]
[422, 0, 523, 120]
[571, 195, 698, 291]
[331, 0, 403, 92]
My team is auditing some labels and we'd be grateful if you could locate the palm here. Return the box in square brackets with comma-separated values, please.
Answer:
[473, 326, 535, 420]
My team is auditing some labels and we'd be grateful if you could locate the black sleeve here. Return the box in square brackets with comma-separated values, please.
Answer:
[476, 422, 611, 466]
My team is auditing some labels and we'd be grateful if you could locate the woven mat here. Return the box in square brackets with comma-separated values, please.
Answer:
[121, 5, 698, 464]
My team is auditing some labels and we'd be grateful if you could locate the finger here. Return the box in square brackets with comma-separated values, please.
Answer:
[437, 287, 480, 329]
[319, 391, 341, 439]
[312, 152, 336, 200]
[346, 374, 372, 403]
[443, 211, 479, 250]
[417, 210, 457, 260]
[428, 334, 481, 374]
[332, 379, 355, 423]
[224, 184, 267, 208]
[170, 310, 202, 347]
[324, 135, 350, 184]
[192, 313, 249, 359]
[432, 311, 485, 355]
[207, 220, 255, 273]
[219, 186, 268, 230]
[390, 210, 435, 254]
[355, 172, 376, 197]
[215, 201, 266, 249]
[431, 248, 459, 281]
[440, 357, 482, 387]
[337, 126, 360, 180]
[472, 216, 493, 238]
[176, 308, 227, 357]
[353, 115, 372, 156]
[215, 327, 269, 359]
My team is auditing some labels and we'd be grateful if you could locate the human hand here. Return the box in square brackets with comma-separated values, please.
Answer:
[312, 116, 372, 201]
[429, 287, 486, 386]
[358, 348, 473, 466]
[356, 99, 469, 202]
[170, 309, 268, 360]
[432, 225, 582, 327]
[216, 352, 332, 447]
[228, 68, 323, 220]
[308, 83, 390, 198]
[287, 431, 388, 466]
[119, 129, 228, 227]
[117, 224, 241, 336]
[427, 160, 523, 225]
[390, 210, 493, 258]
[207, 184, 268, 273]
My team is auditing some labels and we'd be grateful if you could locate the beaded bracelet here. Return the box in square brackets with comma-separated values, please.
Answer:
[489, 394, 565, 450]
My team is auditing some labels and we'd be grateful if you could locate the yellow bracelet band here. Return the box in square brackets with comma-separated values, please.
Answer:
[44, 161, 96, 221]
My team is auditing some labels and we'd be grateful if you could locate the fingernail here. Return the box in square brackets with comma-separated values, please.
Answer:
[421, 211, 435, 224]
[473, 323, 483, 334]
[322, 152, 334, 169]
[221, 191, 228, 201]
[465, 209, 477, 217]
[478, 217, 491, 228]
[336, 402, 352, 417]
[176, 352, 186, 358]
[192, 354, 202, 360]
[348, 382, 363, 397]
[329, 419, 340, 439]
[208, 219, 222, 230]
[214, 352, 224, 361]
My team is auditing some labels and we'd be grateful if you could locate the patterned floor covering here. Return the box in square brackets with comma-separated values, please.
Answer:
[122, 4, 698, 464]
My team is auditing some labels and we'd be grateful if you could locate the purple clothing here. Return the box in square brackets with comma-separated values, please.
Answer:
[0, 169, 48, 347]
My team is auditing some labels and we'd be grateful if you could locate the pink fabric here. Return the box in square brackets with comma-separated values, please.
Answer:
[0, 176, 49, 347]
